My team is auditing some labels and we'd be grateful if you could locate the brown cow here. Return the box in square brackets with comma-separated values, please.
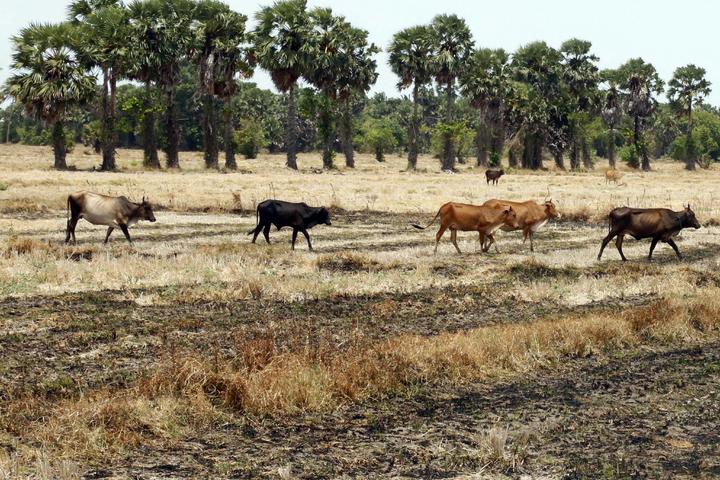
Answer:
[605, 169, 622, 185]
[480, 199, 561, 252]
[412, 202, 518, 254]
[485, 169, 505, 185]
[65, 192, 156, 245]
[597, 205, 701, 261]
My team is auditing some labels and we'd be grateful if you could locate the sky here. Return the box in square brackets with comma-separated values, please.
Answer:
[2, 0, 719, 103]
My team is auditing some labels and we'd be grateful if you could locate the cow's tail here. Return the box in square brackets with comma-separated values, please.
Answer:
[411, 209, 442, 230]
[246, 205, 260, 235]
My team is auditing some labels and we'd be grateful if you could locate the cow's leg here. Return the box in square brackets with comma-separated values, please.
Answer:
[262, 224, 271, 244]
[529, 231, 535, 252]
[66, 215, 80, 244]
[615, 234, 627, 261]
[648, 237, 659, 261]
[666, 238, 682, 259]
[251, 223, 263, 244]
[104, 227, 114, 244]
[291, 228, 298, 250]
[301, 229, 313, 251]
[450, 229, 462, 254]
[434, 224, 448, 254]
[478, 232, 487, 253]
[119, 224, 133, 245]
[597, 230, 618, 260]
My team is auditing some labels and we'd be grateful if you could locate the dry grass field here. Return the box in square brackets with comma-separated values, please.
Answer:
[1, 144, 720, 479]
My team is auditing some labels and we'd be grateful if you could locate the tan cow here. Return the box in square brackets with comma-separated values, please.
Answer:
[480, 199, 560, 252]
[65, 192, 156, 244]
[412, 202, 518, 254]
[605, 169, 623, 185]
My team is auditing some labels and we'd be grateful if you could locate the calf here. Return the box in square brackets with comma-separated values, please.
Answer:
[605, 169, 622, 185]
[65, 192, 156, 245]
[248, 200, 331, 251]
[412, 202, 518, 254]
[597, 205, 701, 261]
[481, 199, 560, 252]
[485, 169, 505, 185]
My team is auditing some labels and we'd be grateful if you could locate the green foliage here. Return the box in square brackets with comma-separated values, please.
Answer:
[671, 109, 720, 166]
[620, 143, 640, 169]
[356, 118, 398, 161]
[429, 122, 473, 159]
[233, 118, 268, 159]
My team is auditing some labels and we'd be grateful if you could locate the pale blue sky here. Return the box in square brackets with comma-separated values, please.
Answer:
[2, 0, 718, 103]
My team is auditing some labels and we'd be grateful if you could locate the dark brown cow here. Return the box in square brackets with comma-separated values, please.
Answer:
[412, 202, 518, 254]
[485, 169, 505, 185]
[65, 192, 156, 245]
[597, 205, 701, 261]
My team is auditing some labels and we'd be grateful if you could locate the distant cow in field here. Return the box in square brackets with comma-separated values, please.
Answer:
[65, 192, 156, 244]
[597, 205, 701, 261]
[248, 200, 332, 251]
[480, 199, 561, 252]
[485, 169, 505, 185]
[412, 202, 518, 254]
[605, 169, 623, 185]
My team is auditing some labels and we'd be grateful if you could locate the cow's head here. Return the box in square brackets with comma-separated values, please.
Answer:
[683, 204, 700, 229]
[502, 206, 519, 228]
[140, 196, 157, 223]
[318, 207, 332, 226]
[498, 169, 505, 176]
[544, 199, 561, 220]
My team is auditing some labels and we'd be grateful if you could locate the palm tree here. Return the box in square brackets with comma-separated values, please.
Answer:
[601, 83, 622, 169]
[69, 0, 129, 171]
[388, 25, 434, 170]
[668, 64, 711, 170]
[251, 0, 313, 170]
[429, 14, 473, 171]
[127, 0, 194, 169]
[335, 27, 378, 168]
[459, 48, 510, 168]
[126, 0, 162, 168]
[5, 23, 96, 170]
[192, 1, 249, 170]
[609, 58, 663, 171]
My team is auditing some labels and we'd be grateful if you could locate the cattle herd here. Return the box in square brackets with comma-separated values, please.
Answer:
[64, 190, 702, 262]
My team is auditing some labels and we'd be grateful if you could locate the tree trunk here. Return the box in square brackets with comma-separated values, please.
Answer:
[52, 121, 68, 170]
[165, 85, 180, 169]
[475, 109, 489, 167]
[582, 140, 592, 170]
[100, 67, 117, 171]
[285, 84, 298, 170]
[553, 149, 565, 170]
[441, 80, 455, 171]
[608, 128, 616, 169]
[143, 80, 160, 169]
[223, 101, 236, 170]
[320, 96, 335, 170]
[407, 83, 420, 170]
[203, 93, 219, 169]
[633, 115, 650, 171]
[570, 134, 580, 170]
[489, 106, 504, 168]
[508, 147, 518, 168]
[375, 146, 384, 162]
[340, 98, 354, 168]
[686, 101, 695, 171]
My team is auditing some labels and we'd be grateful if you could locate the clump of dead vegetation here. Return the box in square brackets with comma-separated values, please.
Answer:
[3, 236, 99, 261]
[315, 252, 389, 273]
[507, 258, 581, 281]
[0, 198, 50, 215]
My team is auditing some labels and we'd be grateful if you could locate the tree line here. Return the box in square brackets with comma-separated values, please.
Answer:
[1, 0, 716, 172]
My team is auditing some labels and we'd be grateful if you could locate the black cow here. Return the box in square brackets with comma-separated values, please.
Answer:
[485, 169, 505, 185]
[247, 200, 332, 251]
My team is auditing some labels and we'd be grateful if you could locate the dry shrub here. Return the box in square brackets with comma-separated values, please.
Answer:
[623, 300, 680, 334]
[508, 258, 580, 282]
[245, 280, 264, 300]
[4, 237, 52, 257]
[0, 198, 49, 215]
[315, 252, 383, 273]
